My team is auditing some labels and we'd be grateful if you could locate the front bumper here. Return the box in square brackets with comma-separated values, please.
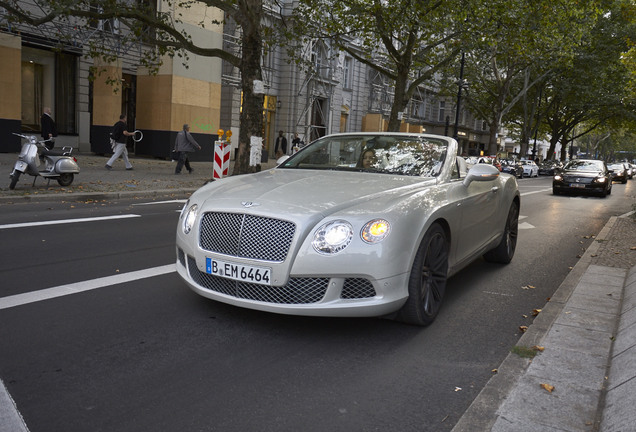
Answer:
[176, 246, 409, 317]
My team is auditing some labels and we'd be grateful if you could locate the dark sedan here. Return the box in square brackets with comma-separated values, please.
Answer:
[608, 163, 628, 184]
[539, 160, 563, 176]
[553, 159, 612, 197]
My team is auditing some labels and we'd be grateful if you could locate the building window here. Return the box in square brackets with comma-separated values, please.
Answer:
[21, 47, 77, 134]
[311, 41, 329, 79]
[343, 57, 352, 89]
[438, 101, 445, 122]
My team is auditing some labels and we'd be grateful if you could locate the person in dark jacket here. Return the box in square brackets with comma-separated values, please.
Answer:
[105, 114, 134, 170]
[274, 130, 287, 157]
[40, 107, 57, 150]
[174, 124, 201, 174]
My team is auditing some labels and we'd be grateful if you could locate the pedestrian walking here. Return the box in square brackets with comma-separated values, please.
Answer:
[274, 130, 287, 157]
[41, 107, 57, 150]
[105, 114, 134, 171]
[173, 124, 201, 174]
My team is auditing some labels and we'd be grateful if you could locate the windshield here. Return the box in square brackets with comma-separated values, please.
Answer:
[278, 134, 448, 177]
[565, 160, 604, 172]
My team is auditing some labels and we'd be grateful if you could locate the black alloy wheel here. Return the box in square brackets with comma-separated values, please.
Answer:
[483, 200, 519, 264]
[398, 223, 449, 326]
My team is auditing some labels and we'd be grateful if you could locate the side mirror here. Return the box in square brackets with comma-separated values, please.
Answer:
[276, 155, 290, 166]
[463, 163, 500, 187]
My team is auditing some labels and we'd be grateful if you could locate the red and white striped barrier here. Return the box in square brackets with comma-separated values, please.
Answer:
[213, 141, 231, 179]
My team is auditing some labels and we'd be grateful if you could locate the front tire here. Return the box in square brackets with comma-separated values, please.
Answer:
[57, 173, 74, 187]
[483, 200, 519, 264]
[9, 172, 20, 190]
[397, 223, 449, 326]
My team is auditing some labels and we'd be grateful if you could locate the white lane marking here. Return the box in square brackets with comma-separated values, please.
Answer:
[520, 188, 552, 197]
[0, 214, 141, 230]
[132, 199, 187, 206]
[0, 264, 175, 310]
[519, 222, 535, 230]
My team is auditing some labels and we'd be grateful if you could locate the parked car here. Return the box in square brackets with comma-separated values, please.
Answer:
[500, 159, 524, 178]
[520, 160, 539, 177]
[538, 160, 563, 176]
[176, 133, 520, 326]
[608, 162, 628, 184]
[553, 159, 613, 197]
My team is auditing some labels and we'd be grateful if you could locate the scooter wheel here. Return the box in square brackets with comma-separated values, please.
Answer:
[9, 172, 21, 190]
[57, 173, 74, 187]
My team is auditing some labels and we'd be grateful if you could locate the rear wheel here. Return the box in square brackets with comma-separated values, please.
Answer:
[57, 173, 74, 187]
[484, 200, 519, 264]
[398, 223, 449, 326]
[9, 172, 20, 190]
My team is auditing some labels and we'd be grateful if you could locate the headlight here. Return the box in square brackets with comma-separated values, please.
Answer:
[554, 174, 563, 181]
[182, 204, 198, 234]
[361, 219, 391, 243]
[312, 220, 353, 254]
[594, 176, 606, 183]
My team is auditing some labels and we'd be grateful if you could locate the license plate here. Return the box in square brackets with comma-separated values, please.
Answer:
[569, 183, 585, 188]
[206, 258, 271, 285]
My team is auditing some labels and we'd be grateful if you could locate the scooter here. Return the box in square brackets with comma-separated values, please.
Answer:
[9, 133, 80, 190]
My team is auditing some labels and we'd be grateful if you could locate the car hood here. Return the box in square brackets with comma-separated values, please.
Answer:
[189, 168, 438, 218]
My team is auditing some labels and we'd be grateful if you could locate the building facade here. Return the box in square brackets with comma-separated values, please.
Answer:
[1, 0, 490, 162]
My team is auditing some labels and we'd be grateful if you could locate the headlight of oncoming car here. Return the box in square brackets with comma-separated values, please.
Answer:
[553, 174, 563, 181]
[594, 176, 606, 183]
[182, 203, 198, 234]
[361, 219, 391, 243]
[312, 220, 353, 254]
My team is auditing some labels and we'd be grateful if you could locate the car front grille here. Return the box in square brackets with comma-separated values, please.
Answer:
[199, 212, 296, 262]
[341, 278, 376, 299]
[563, 176, 593, 184]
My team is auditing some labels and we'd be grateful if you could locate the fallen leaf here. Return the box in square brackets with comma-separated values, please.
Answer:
[540, 383, 555, 393]
[591, 254, 598, 257]
[532, 309, 542, 316]
[522, 285, 536, 290]
[519, 326, 528, 333]
[630, 246, 636, 250]
[491, 369, 498, 373]
[531, 346, 545, 352]
[455, 387, 462, 392]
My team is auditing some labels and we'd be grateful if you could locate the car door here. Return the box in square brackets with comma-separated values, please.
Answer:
[447, 158, 501, 266]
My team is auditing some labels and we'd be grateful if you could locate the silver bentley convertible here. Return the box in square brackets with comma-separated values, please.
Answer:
[176, 133, 520, 326]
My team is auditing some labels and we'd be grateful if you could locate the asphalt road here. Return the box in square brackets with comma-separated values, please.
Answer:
[0, 176, 634, 432]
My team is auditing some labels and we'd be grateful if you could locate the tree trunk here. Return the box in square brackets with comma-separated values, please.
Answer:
[233, 0, 264, 175]
[487, 122, 499, 156]
[387, 66, 410, 132]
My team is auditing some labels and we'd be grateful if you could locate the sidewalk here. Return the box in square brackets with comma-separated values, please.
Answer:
[1, 150, 636, 431]
[0, 151, 278, 203]
[453, 214, 636, 432]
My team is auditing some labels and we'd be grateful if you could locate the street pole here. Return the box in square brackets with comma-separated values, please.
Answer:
[453, 52, 465, 141]
[532, 87, 542, 161]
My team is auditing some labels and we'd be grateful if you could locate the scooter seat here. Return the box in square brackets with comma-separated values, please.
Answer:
[41, 149, 71, 157]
